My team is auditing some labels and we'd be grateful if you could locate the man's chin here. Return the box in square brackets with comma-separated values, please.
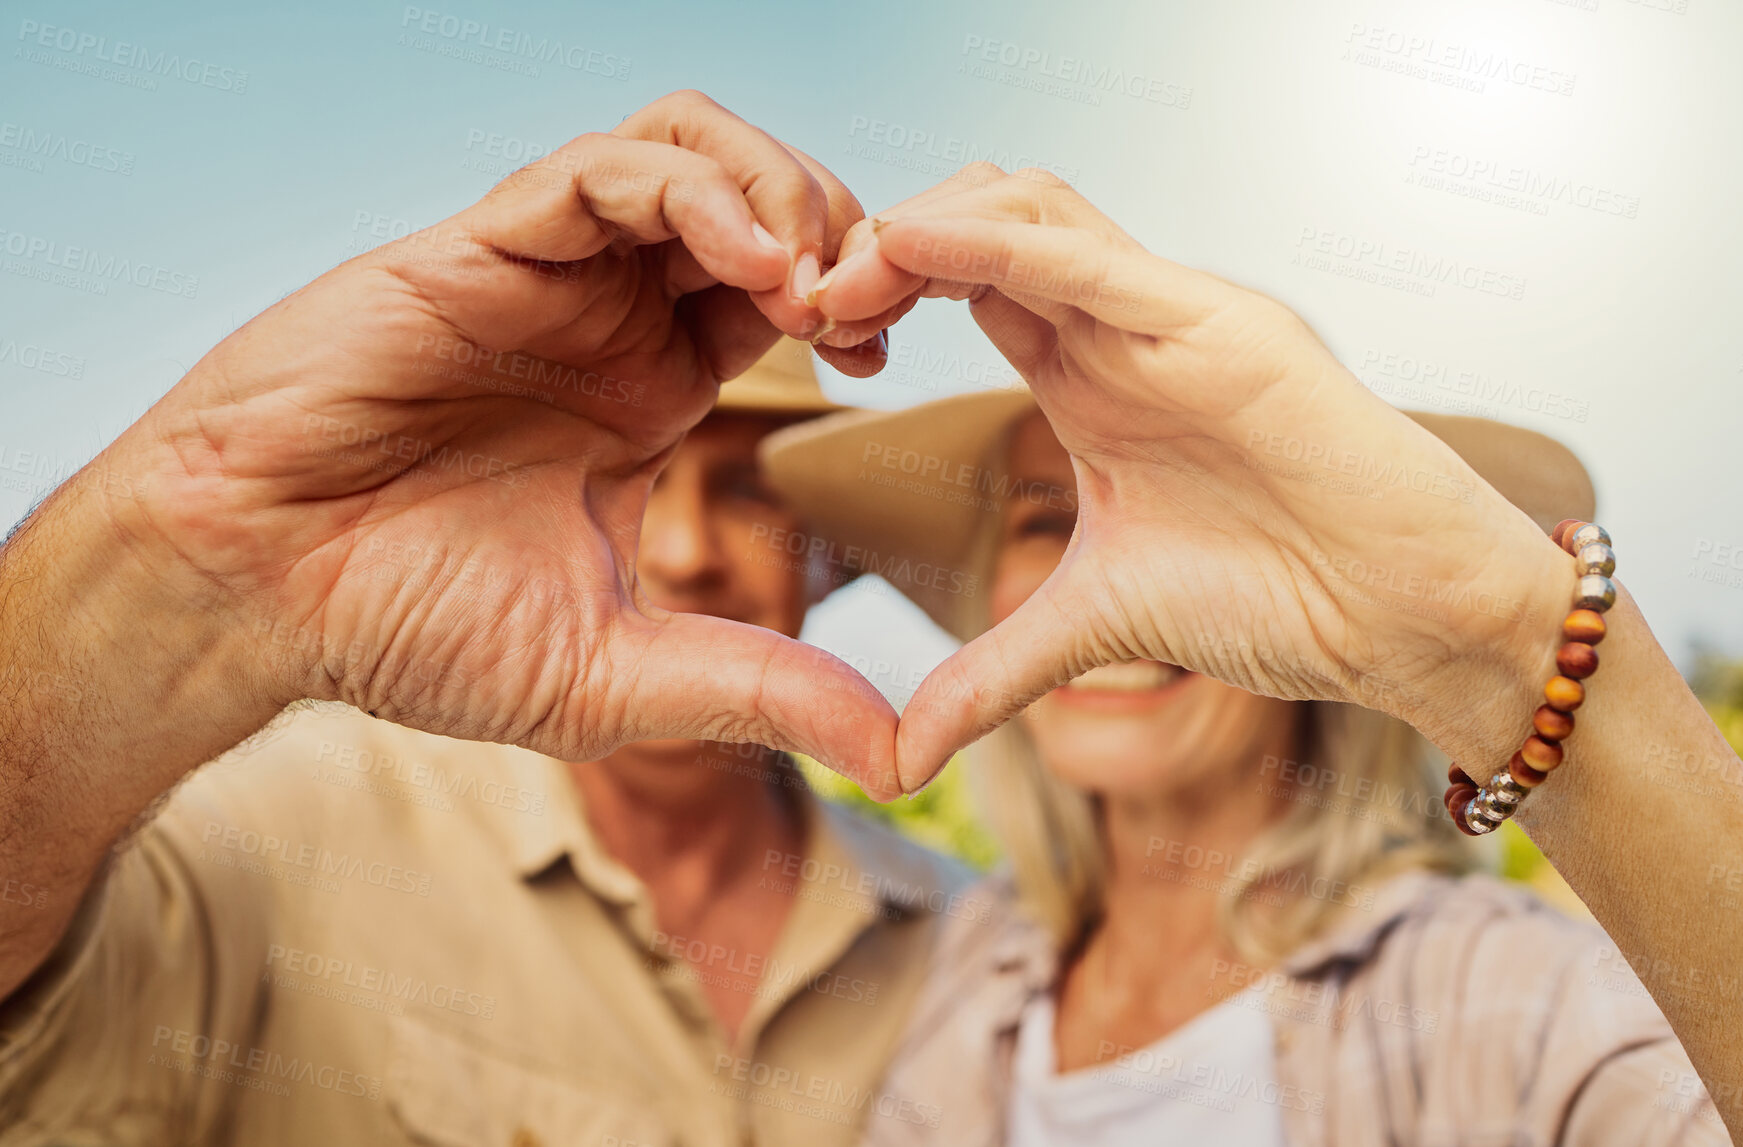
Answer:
[591, 738, 781, 792]
[607, 738, 711, 768]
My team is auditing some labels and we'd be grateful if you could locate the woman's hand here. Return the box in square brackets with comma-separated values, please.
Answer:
[812, 164, 1569, 791]
[95, 91, 901, 791]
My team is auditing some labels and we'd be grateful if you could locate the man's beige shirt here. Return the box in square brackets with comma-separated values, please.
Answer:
[0, 703, 978, 1146]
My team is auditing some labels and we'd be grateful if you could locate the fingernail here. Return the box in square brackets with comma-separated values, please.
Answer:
[870, 216, 889, 234]
[904, 767, 942, 798]
[791, 252, 821, 301]
[805, 246, 871, 307]
[805, 317, 837, 345]
[752, 222, 785, 252]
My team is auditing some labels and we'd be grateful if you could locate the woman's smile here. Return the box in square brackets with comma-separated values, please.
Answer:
[1050, 661, 1196, 713]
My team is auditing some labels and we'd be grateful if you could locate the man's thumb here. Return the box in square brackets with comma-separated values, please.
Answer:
[614, 611, 903, 800]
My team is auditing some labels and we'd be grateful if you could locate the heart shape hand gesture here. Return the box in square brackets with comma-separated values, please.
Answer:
[98, 97, 1564, 803]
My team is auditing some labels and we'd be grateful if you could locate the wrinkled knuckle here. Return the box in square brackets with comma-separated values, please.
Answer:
[952, 161, 1007, 188]
[662, 88, 721, 115]
[560, 130, 612, 155]
[1014, 166, 1068, 190]
[770, 163, 828, 214]
[532, 134, 603, 181]
[684, 153, 734, 195]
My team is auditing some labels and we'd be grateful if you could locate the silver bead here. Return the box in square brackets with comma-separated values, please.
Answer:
[1478, 790, 1517, 820]
[1488, 774, 1527, 803]
[1463, 802, 1499, 835]
[1569, 523, 1611, 550]
[1574, 574, 1617, 612]
[1479, 783, 1520, 812]
[1576, 542, 1616, 578]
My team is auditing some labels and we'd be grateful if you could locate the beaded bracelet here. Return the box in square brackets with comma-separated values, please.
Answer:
[1444, 519, 1616, 837]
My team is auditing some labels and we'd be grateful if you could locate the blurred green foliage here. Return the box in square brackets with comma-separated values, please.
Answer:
[1692, 651, 1743, 750]
[797, 754, 1002, 871]
[1494, 651, 1743, 899]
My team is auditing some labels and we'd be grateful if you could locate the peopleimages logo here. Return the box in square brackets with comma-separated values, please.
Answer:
[149, 1026, 381, 1100]
[265, 944, 496, 1019]
[885, 339, 1023, 393]
[399, 7, 631, 79]
[748, 523, 980, 599]
[199, 821, 434, 897]
[16, 20, 249, 93]
[1358, 349, 1590, 424]
[1295, 226, 1527, 301]
[1405, 146, 1640, 219]
[0, 122, 135, 175]
[845, 116, 1079, 183]
[959, 34, 1193, 109]
[314, 739, 547, 815]
[0, 228, 199, 298]
[0, 335, 85, 379]
[711, 1056, 944, 1129]
[1342, 23, 1576, 97]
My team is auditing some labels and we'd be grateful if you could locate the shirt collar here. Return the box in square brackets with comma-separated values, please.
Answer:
[1277, 868, 1451, 977]
[488, 747, 949, 924]
[963, 868, 1454, 1004]
[478, 746, 610, 883]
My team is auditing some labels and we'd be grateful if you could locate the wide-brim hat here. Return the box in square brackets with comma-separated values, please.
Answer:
[716, 337, 844, 416]
[760, 386, 1595, 643]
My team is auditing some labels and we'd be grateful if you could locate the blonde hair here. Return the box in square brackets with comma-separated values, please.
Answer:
[972, 704, 1473, 965]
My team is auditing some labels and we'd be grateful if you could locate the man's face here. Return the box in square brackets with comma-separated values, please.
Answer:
[636, 411, 810, 638]
[599, 410, 814, 772]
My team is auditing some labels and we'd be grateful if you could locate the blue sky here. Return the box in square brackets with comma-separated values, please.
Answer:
[5, 0, 1741, 701]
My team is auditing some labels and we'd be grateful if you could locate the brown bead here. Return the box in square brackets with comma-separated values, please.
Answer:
[1533, 705, 1575, 741]
[1563, 609, 1607, 645]
[1552, 519, 1585, 550]
[1544, 676, 1585, 712]
[1448, 762, 1474, 786]
[1556, 642, 1599, 679]
[1446, 784, 1480, 833]
[1520, 734, 1564, 772]
[1509, 751, 1549, 788]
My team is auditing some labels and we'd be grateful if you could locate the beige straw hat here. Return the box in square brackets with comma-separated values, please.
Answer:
[716, 337, 844, 416]
[759, 386, 1595, 642]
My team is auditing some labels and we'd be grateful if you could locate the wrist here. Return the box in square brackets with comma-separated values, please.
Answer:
[0, 440, 293, 968]
[1406, 524, 1570, 775]
[19, 439, 293, 755]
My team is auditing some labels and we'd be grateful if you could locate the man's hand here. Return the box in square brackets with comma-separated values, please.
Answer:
[90, 91, 899, 789]
[0, 92, 907, 1004]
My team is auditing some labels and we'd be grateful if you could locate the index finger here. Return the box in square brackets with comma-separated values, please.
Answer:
[617, 91, 859, 326]
[873, 215, 1225, 337]
[809, 163, 1016, 323]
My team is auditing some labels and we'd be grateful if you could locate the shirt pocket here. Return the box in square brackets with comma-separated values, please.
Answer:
[385, 1016, 674, 1147]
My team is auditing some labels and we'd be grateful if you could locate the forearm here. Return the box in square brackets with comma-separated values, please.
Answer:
[1508, 585, 1743, 1137]
[0, 449, 285, 999]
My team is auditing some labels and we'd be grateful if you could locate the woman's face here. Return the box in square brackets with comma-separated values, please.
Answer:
[989, 411, 1296, 798]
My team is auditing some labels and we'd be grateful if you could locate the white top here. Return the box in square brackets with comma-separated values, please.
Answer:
[1006, 988, 1289, 1147]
